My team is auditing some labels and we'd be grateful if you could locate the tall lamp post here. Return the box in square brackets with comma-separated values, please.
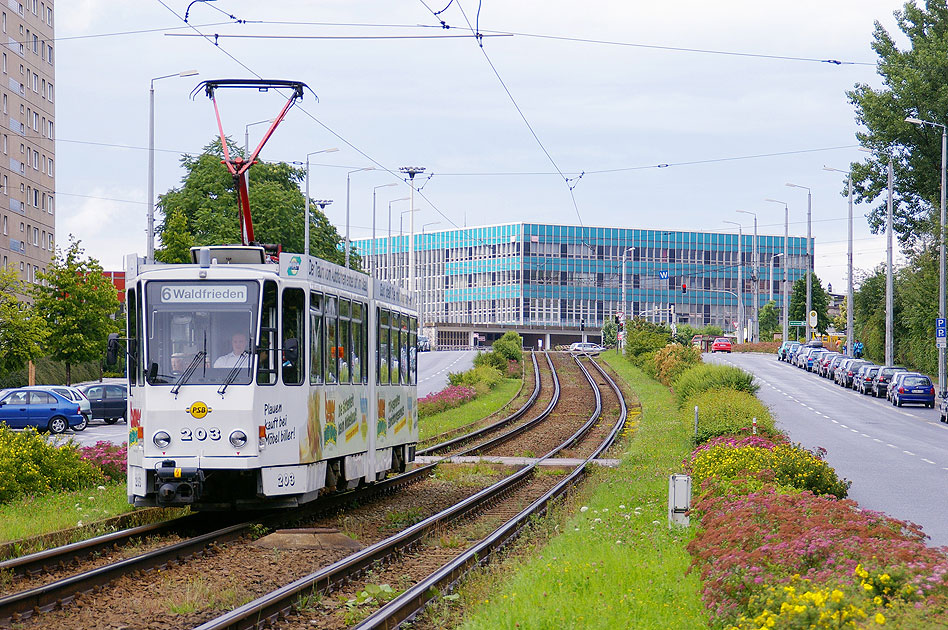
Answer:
[245, 119, 274, 162]
[886, 155, 895, 366]
[737, 210, 759, 342]
[303, 148, 339, 259]
[769, 253, 784, 301]
[823, 166, 854, 355]
[371, 183, 398, 277]
[345, 167, 376, 268]
[148, 69, 198, 262]
[400, 167, 426, 312]
[387, 197, 409, 282]
[724, 220, 745, 341]
[906, 116, 947, 395]
[765, 198, 790, 342]
[785, 183, 813, 342]
[620, 247, 635, 324]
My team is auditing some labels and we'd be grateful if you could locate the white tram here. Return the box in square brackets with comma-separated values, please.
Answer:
[117, 246, 418, 509]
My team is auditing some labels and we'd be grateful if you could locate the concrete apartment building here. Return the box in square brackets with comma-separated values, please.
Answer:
[0, 0, 54, 285]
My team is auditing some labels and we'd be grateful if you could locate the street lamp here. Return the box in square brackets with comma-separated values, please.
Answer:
[245, 119, 274, 161]
[769, 253, 784, 301]
[620, 247, 635, 326]
[906, 115, 947, 394]
[148, 69, 198, 262]
[345, 167, 376, 269]
[823, 166, 855, 355]
[303, 148, 339, 259]
[371, 183, 398, 277]
[737, 210, 759, 342]
[387, 197, 409, 282]
[400, 166, 426, 311]
[724, 220, 745, 341]
[785, 183, 813, 342]
[765, 198, 790, 342]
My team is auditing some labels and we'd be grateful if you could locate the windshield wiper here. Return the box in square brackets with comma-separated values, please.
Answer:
[217, 351, 249, 396]
[171, 350, 207, 396]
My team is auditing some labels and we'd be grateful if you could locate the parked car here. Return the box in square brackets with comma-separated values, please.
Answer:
[569, 342, 604, 356]
[816, 352, 840, 377]
[825, 355, 846, 379]
[77, 383, 128, 423]
[711, 337, 732, 353]
[887, 371, 921, 402]
[797, 346, 821, 369]
[939, 393, 948, 422]
[843, 360, 873, 389]
[777, 341, 800, 361]
[854, 366, 880, 395]
[890, 373, 935, 408]
[0, 387, 86, 433]
[34, 385, 90, 430]
[804, 349, 829, 372]
[786, 343, 805, 365]
[872, 366, 907, 398]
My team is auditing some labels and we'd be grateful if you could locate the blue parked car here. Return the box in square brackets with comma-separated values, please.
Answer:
[0, 387, 86, 434]
[890, 373, 936, 408]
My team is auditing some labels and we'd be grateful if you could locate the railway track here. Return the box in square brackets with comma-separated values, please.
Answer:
[0, 354, 558, 628]
[188, 356, 625, 630]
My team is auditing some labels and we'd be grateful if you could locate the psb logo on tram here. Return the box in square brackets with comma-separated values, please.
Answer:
[186, 401, 212, 419]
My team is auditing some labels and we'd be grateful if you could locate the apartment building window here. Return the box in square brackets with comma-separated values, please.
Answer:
[19, 262, 23, 271]
[31, 0, 36, 15]
[32, 226, 37, 245]
[47, 6, 51, 26]
[32, 111, 37, 130]
[2, 216, 6, 234]
[41, 229, 44, 248]
[31, 34, 36, 54]
[2, 256, 6, 268]
[19, 221, 23, 232]
[19, 143, 23, 155]
[2, 94, 6, 114]
[47, 233, 52, 249]
[2, 12, 5, 33]
[3, 176, 7, 193]
[47, 194, 52, 214]
[47, 120, 52, 138]
[31, 150, 37, 170]
[31, 73, 36, 92]
[2, 53, 5, 74]
[46, 81, 52, 102]
[32, 187, 37, 206]
[46, 157, 51, 175]
[46, 44, 51, 64]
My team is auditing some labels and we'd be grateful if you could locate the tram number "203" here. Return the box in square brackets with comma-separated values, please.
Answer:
[180, 427, 221, 442]
[276, 473, 296, 488]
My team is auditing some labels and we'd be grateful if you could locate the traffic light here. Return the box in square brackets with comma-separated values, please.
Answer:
[581, 319, 585, 331]
[681, 283, 687, 294]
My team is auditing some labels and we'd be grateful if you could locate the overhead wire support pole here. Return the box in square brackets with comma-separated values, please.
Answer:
[400, 166, 426, 318]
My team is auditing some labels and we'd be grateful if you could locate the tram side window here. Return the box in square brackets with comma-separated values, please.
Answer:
[136, 282, 145, 386]
[352, 301, 365, 384]
[282, 288, 304, 386]
[399, 314, 408, 385]
[257, 280, 278, 385]
[324, 295, 338, 383]
[378, 308, 390, 385]
[409, 316, 418, 386]
[339, 298, 351, 384]
[310, 292, 323, 385]
[127, 288, 137, 385]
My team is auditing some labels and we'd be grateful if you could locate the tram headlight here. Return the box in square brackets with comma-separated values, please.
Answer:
[229, 430, 248, 448]
[153, 431, 171, 448]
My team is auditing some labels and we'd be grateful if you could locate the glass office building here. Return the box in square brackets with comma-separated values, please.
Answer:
[353, 223, 810, 347]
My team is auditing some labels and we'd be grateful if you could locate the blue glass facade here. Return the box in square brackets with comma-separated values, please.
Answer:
[353, 222, 809, 335]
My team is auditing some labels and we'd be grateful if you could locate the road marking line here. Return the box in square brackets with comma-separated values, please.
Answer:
[831, 419, 839, 424]
[850, 429, 859, 433]
[873, 439, 883, 443]
[887, 444, 897, 448]
[861, 433, 870, 437]
[922, 458, 936, 465]
[840, 424, 848, 429]
[904, 450, 916, 456]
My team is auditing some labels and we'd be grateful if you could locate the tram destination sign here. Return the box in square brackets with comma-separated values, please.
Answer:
[280, 254, 369, 297]
[160, 285, 248, 303]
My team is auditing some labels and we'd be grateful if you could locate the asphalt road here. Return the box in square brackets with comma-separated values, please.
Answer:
[706, 351, 948, 548]
[57, 350, 478, 447]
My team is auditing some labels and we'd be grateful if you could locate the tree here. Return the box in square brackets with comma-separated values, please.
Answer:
[788, 273, 831, 337]
[601, 316, 618, 348]
[155, 207, 193, 264]
[0, 267, 47, 376]
[157, 138, 359, 268]
[33, 238, 121, 384]
[758, 300, 780, 340]
[847, 2, 948, 248]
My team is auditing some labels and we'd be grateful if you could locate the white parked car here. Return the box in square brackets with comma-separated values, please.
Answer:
[569, 342, 605, 356]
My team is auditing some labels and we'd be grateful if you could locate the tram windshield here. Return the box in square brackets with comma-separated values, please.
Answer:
[145, 281, 260, 386]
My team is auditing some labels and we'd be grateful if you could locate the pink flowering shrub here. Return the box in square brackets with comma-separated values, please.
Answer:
[688, 483, 948, 626]
[418, 385, 477, 417]
[80, 441, 127, 482]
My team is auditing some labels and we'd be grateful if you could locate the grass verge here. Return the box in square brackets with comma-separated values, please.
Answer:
[419, 377, 523, 442]
[0, 482, 186, 559]
[440, 350, 708, 629]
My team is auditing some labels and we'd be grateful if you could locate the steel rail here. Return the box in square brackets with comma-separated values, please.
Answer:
[352, 356, 627, 629]
[417, 351, 542, 456]
[188, 352, 577, 630]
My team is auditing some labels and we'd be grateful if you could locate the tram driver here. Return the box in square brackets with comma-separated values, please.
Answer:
[214, 332, 250, 368]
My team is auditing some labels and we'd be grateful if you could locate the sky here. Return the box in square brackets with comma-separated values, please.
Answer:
[54, 1, 913, 293]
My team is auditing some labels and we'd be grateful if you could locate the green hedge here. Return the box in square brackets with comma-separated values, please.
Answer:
[687, 388, 777, 444]
[0, 356, 106, 388]
[673, 363, 758, 408]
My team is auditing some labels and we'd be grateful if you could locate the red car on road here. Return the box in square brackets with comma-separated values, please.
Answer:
[711, 337, 732, 353]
